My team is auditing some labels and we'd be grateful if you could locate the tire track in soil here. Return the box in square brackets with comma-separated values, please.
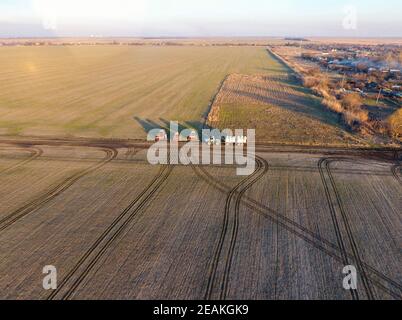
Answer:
[192, 159, 401, 300]
[220, 156, 269, 300]
[48, 163, 174, 300]
[319, 156, 401, 298]
[318, 158, 359, 300]
[323, 158, 375, 300]
[203, 156, 267, 300]
[0, 147, 118, 233]
[0, 146, 43, 176]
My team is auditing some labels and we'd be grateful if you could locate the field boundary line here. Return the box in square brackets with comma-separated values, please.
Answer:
[204, 74, 230, 130]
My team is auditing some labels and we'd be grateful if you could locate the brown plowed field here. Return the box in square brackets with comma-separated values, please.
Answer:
[0, 140, 399, 300]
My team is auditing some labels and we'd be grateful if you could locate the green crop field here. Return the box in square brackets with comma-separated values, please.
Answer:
[0, 46, 284, 139]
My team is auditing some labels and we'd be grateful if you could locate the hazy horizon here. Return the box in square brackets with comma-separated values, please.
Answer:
[1, 0, 401, 38]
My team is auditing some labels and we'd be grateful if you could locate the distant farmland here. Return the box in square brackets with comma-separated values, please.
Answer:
[0, 46, 284, 139]
[206, 50, 366, 146]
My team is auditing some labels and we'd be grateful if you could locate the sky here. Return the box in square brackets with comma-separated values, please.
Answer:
[0, 0, 401, 38]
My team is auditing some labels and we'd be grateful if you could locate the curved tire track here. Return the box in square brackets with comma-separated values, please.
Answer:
[0, 147, 118, 233]
[220, 156, 269, 300]
[0, 146, 43, 176]
[193, 158, 401, 300]
[321, 157, 376, 300]
[203, 156, 267, 300]
[318, 158, 359, 300]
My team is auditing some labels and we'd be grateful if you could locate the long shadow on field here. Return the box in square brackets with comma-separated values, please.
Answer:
[226, 88, 343, 129]
[160, 118, 207, 139]
[363, 104, 399, 121]
[134, 117, 168, 136]
[135, 117, 207, 139]
[159, 118, 191, 133]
